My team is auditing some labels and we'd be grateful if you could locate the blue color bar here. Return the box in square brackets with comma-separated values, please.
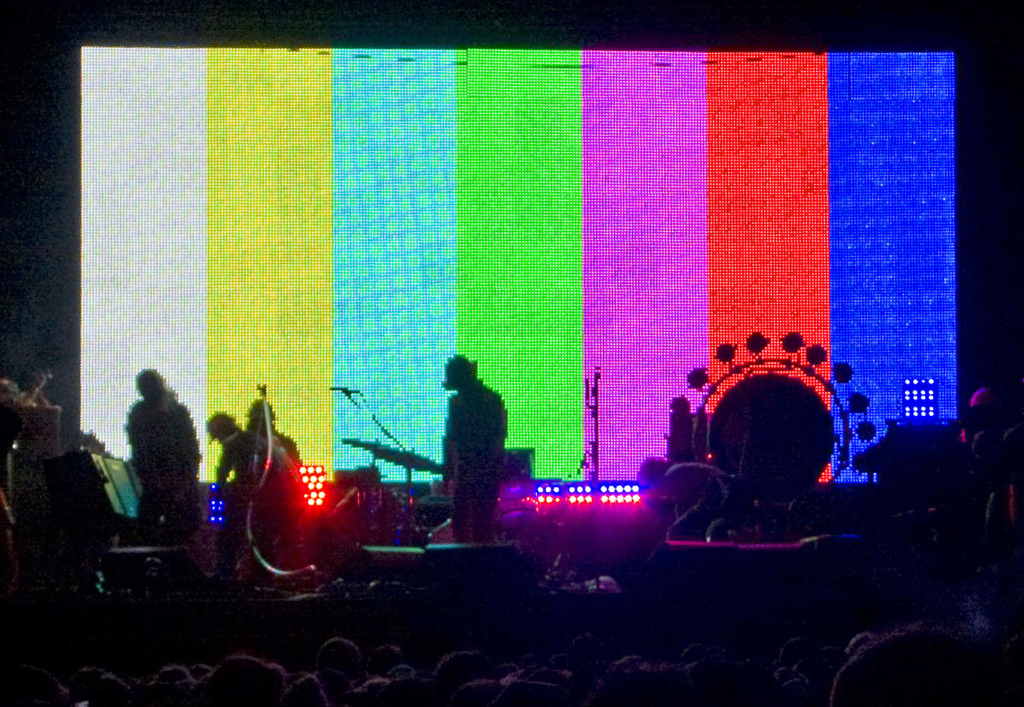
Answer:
[828, 53, 957, 480]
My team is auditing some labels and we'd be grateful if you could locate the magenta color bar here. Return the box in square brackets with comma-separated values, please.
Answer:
[581, 51, 708, 481]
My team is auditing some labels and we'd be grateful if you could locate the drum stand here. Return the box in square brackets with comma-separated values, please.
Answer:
[332, 387, 427, 546]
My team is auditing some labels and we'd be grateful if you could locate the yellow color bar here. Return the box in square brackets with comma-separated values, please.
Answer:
[205, 48, 334, 480]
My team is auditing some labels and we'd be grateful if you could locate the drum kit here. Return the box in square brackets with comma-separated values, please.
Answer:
[327, 385, 446, 546]
[330, 438, 445, 547]
[327, 439, 556, 558]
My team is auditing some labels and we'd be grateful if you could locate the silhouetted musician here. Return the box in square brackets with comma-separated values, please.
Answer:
[442, 355, 507, 544]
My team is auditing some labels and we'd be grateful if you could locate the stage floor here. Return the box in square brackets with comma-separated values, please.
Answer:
[3, 539, 1006, 676]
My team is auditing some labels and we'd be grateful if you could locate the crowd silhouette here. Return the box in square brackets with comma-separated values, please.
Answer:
[0, 626, 1016, 707]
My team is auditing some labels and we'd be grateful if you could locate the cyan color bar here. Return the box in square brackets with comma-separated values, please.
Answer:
[332, 49, 458, 481]
[828, 53, 957, 480]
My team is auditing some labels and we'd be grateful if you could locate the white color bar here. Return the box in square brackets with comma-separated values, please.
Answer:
[81, 48, 206, 461]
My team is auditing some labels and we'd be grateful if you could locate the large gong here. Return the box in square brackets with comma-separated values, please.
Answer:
[708, 374, 834, 502]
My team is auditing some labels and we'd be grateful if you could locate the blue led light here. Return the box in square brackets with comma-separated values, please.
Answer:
[901, 377, 938, 420]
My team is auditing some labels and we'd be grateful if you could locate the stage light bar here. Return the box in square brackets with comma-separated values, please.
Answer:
[533, 480, 645, 507]
[599, 493, 642, 505]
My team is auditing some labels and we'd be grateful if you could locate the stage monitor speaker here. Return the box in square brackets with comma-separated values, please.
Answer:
[98, 545, 207, 594]
[327, 545, 428, 586]
[43, 452, 137, 535]
[424, 543, 534, 595]
[361, 545, 427, 572]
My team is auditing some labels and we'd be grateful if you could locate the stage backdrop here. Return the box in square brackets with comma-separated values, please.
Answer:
[81, 48, 956, 483]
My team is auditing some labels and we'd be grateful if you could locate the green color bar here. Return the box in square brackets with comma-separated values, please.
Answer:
[206, 48, 335, 479]
[455, 49, 585, 481]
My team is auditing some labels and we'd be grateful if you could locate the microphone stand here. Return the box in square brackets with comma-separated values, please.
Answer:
[331, 387, 418, 545]
[584, 366, 601, 485]
[331, 387, 409, 456]
[246, 384, 316, 578]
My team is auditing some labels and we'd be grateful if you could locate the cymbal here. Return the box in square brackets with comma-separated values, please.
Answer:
[341, 438, 442, 472]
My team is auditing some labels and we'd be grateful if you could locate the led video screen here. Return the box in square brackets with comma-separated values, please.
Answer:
[81, 48, 956, 483]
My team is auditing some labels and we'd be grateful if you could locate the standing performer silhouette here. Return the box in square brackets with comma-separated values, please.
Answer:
[443, 356, 507, 544]
[126, 370, 201, 544]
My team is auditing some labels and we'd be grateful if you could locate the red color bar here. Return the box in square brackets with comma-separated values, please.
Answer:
[706, 52, 831, 428]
